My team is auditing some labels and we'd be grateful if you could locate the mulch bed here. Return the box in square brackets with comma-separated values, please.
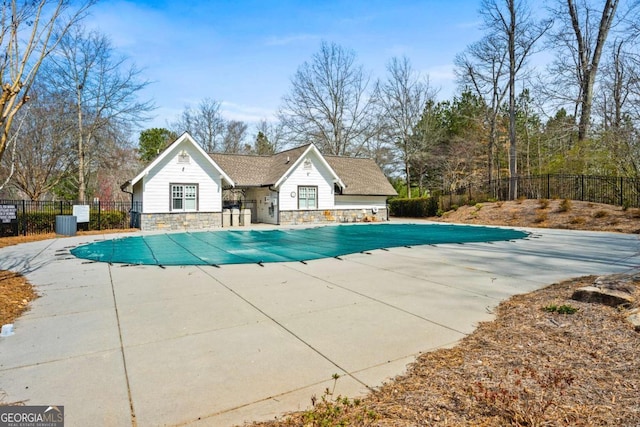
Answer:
[252, 276, 640, 426]
[0, 271, 38, 326]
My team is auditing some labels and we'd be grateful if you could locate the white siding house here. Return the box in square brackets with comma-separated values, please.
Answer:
[126, 133, 396, 230]
[276, 146, 343, 212]
[128, 133, 233, 230]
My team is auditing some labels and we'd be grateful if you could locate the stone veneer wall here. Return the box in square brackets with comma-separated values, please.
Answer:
[279, 208, 389, 225]
[140, 212, 222, 231]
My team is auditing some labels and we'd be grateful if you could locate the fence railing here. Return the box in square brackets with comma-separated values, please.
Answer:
[0, 200, 142, 237]
[444, 174, 640, 209]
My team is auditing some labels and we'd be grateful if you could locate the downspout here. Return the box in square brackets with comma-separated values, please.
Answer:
[120, 180, 136, 228]
[120, 180, 134, 205]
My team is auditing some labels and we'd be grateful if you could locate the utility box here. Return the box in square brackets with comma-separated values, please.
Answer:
[231, 208, 240, 226]
[241, 208, 251, 226]
[222, 209, 231, 227]
[55, 215, 77, 236]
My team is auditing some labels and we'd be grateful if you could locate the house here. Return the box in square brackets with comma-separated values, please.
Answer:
[126, 132, 397, 230]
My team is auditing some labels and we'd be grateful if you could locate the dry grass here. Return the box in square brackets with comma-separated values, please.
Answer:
[434, 199, 640, 234]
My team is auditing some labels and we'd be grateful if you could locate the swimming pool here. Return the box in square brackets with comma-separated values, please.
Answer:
[70, 223, 528, 266]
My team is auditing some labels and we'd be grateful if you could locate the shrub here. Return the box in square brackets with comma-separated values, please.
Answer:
[388, 197, 439, 218]
[538, 198, 549, 209]
[472, 365, 574, 426]
[570, 217, 586, 225]
[475, 203, 483, 211]
[593, 210, 608, 219]
[543, 304, 578, 314]
[534, 211, 548, 223]
[90, 210, 129, 229]
[558, 198, 572, 213]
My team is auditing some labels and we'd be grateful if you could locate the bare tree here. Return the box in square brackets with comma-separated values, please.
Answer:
[255, 119, 286, 153]
[490, 0, 550, 198]
[279, 41, 377, 156]
[376, 56, 437, 198]
[171, 98, 226, 152]
[599, 38, 640, 176]
[44, 25, 153, 201]
[455, 34, 509, 185]
[0, 0, 94, 169]
[222, 120, 249, 153]
[1, 83, 75, 199]
[462, 0, 551, 199]
[546, 0, 623, 142]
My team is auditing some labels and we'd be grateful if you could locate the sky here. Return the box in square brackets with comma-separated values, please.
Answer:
[85, 0, 484, 132]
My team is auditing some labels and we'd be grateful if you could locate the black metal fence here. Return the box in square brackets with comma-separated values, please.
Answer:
[444, 174, 640, 209]
[0, 200, 142, 237]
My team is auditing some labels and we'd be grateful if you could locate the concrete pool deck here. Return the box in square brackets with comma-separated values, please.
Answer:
[1, 221, 639, 426]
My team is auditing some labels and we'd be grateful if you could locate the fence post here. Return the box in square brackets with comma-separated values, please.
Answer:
[22, 200, 26, 236]
[59, 200, 63, 215]
[620, 176, 624, 206]
[547, 174, 550, 199]
[581, 175, 584, 201]
[98, 200, 101, 231]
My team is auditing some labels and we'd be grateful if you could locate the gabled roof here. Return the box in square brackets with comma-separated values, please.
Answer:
[130, 132, 234, 187]
[210, 143, 346, 189]
[325, 156, 398, 196]
[211, 144, 395, 196]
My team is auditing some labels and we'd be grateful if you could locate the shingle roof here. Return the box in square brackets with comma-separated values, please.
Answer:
[210, 144, 396, 196]
[209, 144, 311, 187]
[209, 153, 273, 186]
[325, 156, 397, 196]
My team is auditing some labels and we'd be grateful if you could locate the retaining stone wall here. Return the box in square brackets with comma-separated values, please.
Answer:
[140, 212, 222, 231]
[279, 208, 388, 225]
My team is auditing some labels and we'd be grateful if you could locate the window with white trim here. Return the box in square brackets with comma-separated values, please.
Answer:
[298, 186, 317, 209]
[171, 184, 198, 211]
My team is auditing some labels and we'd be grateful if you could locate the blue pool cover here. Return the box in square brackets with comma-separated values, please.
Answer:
[70, 223, 528, 266]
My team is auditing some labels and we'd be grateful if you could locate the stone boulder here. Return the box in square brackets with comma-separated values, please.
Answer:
[571, 273, 638, 308]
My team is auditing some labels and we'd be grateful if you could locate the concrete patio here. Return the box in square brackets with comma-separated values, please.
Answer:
[0, 223, 638, 426]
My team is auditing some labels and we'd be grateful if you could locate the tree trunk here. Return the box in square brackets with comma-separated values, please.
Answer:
[568, 0, 619, 142]
[405, 160, 411, 199]
[508, 0, 518, 200]
[77, 87, 86, 203]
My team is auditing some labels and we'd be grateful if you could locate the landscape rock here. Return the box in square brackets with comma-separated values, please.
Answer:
[572, 286, 635, 307]
[571, 273, 638, 308]
[627, 308, 640, 332]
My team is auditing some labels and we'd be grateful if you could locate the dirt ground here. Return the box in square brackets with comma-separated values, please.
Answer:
[2, 204, 639, 426]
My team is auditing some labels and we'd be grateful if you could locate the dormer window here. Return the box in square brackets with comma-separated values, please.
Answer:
[178, 150, 190, 164]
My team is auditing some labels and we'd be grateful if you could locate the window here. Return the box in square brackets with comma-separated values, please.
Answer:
[298, 186, 317, 209]
[171, 184, 198, 211]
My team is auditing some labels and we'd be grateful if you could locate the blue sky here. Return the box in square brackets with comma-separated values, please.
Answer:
[86, 0, 483, 131]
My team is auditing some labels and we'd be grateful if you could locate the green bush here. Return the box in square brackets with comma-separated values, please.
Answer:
[19, 212, 58, 233]
[388, 197, 439, 217]
[89, 209, 128, 230]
